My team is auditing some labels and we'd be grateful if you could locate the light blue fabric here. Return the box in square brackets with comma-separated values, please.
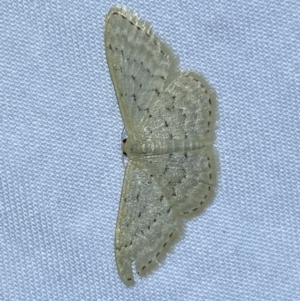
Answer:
[1, 1, 299, 300]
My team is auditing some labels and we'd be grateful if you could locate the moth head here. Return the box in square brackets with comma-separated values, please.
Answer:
[122, 137, 138, 157]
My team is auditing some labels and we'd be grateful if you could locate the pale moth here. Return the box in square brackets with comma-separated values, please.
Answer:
[105, 6, 217, 286]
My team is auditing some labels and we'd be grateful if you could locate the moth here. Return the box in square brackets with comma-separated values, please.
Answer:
[105, 6, 217, 285]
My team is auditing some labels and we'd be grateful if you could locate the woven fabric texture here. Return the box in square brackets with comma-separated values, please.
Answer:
[1, 1, 299, 300]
